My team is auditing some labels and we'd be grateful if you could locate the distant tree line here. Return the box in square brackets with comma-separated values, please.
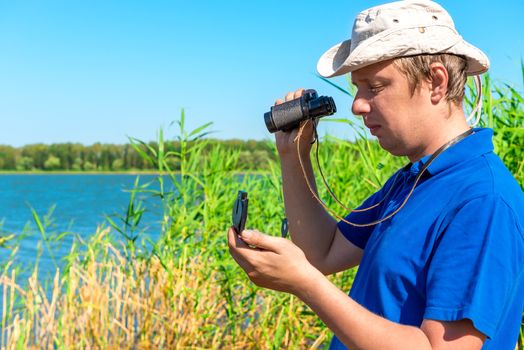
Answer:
[0, 139, 277, 172]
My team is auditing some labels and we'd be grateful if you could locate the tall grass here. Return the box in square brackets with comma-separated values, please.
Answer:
[0, 71, 522, 349]
[1, 228, 331, 349]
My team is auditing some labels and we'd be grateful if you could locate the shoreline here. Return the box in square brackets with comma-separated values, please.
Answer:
[0, 171, 164, 175]
[0, 170, 269, 175]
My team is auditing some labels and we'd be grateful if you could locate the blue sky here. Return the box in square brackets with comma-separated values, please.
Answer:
[0, 0, 522, 147]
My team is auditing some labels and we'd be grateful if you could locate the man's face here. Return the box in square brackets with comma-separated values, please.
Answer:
[351, 59, 434, 160]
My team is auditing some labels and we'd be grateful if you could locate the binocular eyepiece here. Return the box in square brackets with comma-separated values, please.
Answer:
[264, 90, 336, 133]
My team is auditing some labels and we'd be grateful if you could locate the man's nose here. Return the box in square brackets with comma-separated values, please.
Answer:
[351, 92, 371, 116]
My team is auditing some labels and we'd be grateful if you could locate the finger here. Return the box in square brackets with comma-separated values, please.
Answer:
[293, 88, 305, 99]
[285, 91, 295, 102]
[290, 120, 314, 143]
[302, 119, 316, 134]
[240, 230, 283, 253]
[289, 128, 299, 141]
[274, 98, 284, 106]
[228, 226, 248, 249]
[228, 227, 256, 272]
[228, 227, 264, 256]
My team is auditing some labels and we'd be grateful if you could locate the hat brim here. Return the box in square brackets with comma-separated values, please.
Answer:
[317, 39, 353, 78]
[317, 26, 489, 78]
[446, 40, 490, 76]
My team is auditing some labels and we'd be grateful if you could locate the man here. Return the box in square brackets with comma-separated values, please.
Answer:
[228, 1, 524, 349]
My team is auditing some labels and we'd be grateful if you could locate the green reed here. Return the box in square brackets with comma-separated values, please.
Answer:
[0, 71, 522, 349]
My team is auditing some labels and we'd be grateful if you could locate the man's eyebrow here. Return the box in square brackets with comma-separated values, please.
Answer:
[351, 76, 370, 84]
[353, 76, 390, 85]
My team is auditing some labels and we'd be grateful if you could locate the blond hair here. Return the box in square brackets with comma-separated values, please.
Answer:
[393, 54, 468, 105]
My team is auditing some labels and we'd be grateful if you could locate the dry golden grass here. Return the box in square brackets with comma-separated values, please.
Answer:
[0, 229, 327, 349]
[1, 73, 521, 349]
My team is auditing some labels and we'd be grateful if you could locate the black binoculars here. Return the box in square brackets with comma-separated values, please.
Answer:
[264, 90, 336, 133]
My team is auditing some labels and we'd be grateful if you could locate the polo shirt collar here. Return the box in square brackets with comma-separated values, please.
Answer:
[407, 128, 494, 176]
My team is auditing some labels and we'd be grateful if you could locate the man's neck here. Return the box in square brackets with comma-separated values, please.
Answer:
[407, 108, 470, 163]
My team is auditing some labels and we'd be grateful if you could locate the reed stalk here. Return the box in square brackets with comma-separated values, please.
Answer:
[0, 73, 522, 349]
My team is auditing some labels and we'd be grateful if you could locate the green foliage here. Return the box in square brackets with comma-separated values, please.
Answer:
[72, 157, 83, 171]
[0, 137, 276, 172]
[465, 72, 524, 187]
[110, 74, 523, 347]
[15, 156, 34, 171]
[111, 158, 124, 170]
[83, 160, 96, 171]
[0, 145, 16, 169]
[44, 155, 61, 170]
[0, 73, 522, 348]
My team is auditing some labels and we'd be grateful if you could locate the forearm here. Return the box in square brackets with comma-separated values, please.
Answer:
[280, 153, 338, 266]
[296, 269, 432, 350]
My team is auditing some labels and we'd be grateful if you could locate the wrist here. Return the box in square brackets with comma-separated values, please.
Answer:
[291, 264, 326, 300]
[279, 149, 311, 166]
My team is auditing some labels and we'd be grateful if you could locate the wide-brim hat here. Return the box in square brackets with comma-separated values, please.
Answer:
[317, 0, 490, 78]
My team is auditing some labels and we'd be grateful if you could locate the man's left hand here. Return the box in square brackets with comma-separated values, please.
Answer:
[227, 227, 318, 294]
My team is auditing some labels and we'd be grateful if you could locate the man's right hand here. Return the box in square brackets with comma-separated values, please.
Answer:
[274, 88, 318, 159]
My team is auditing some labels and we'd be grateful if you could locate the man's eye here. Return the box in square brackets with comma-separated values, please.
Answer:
[369, 86, 383, 93]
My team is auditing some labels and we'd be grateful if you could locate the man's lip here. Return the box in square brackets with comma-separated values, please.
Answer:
[365, 123, 381, 135]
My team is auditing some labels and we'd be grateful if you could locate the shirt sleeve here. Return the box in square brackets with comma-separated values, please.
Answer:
[337, 171, 401, 249]
[424, 194, 524, 338]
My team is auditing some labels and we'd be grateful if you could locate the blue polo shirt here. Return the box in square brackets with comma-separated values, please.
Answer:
[330, 128, 524, 350]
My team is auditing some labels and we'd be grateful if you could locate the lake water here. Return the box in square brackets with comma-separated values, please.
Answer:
[0, 174, 165, 281]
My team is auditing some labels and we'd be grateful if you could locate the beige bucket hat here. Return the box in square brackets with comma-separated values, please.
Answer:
[317, 0, 490, 78]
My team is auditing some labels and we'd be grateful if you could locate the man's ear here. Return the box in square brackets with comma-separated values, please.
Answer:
[429, 62, 449, 105]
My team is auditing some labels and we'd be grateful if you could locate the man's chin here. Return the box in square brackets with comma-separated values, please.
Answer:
[378, 139, 406, 157]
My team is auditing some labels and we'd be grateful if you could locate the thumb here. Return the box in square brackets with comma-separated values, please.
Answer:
[240, 230, 281, 252]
